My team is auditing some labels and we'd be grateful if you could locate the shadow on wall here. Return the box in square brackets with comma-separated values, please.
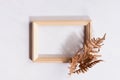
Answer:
[61, 30, 84, 57]
[29, 22, 33, 60]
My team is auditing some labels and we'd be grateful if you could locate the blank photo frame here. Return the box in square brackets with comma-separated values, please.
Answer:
[29, 16, 91, 62]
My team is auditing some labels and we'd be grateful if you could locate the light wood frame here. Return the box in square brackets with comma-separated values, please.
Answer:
[29, 16, 91, 62]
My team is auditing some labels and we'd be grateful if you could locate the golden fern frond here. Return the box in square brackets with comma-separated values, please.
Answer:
[87, 60, 103, 68]
[73, 60, 103, 74]
[69, 34, 106, 75]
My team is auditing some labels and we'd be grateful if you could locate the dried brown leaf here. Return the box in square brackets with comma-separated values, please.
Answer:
[69, 34, 106, 75]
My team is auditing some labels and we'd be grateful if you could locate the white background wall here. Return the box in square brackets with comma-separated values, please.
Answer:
[0, 0, 120, 80]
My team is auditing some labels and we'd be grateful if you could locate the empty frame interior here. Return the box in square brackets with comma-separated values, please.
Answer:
[30, 17, 91, 62]
[38, 25, 84, 56]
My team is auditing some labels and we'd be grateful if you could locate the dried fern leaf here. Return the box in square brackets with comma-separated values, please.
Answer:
[69, 34, 106, 75]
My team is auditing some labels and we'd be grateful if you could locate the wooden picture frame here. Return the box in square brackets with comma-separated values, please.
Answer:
[29, 16, 91, 62]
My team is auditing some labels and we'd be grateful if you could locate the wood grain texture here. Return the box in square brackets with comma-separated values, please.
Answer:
[34, 57, 71, 63]
[33, 20, 90, 26]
